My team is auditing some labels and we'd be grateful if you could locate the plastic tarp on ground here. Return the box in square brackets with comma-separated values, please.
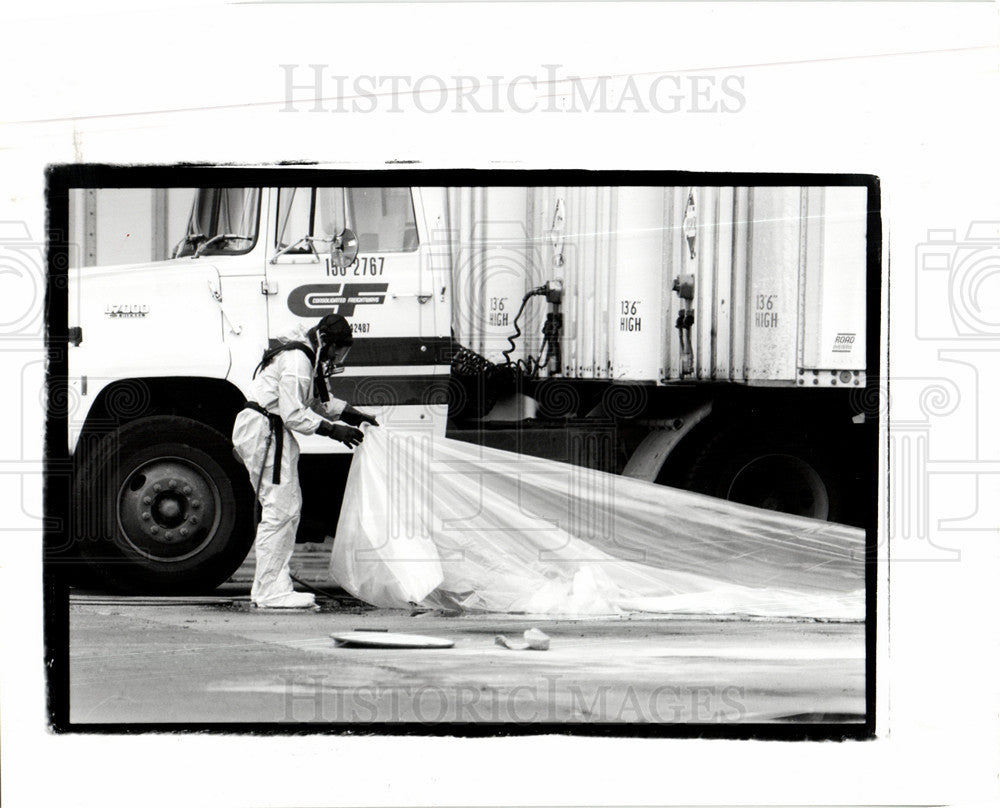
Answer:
[329, 428, 866, 620]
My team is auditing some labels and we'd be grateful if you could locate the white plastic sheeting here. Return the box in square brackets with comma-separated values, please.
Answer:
[330, 428, 865, 620]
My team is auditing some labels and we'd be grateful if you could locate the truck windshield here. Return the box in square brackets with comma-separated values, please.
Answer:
[173, 188, 260, 258]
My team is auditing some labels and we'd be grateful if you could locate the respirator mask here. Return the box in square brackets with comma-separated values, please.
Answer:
[322, 343, 352, 376]
[311, 314, 354, 380]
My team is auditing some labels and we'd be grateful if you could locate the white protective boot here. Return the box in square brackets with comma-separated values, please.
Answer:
[253, 590, 317, 610]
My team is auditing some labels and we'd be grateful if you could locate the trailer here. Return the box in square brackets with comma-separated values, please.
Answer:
[64, 179, 874, 591]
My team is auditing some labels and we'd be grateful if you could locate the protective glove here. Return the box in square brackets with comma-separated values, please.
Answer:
[317, 421, 364, 448]
[339, 404, 380, 428]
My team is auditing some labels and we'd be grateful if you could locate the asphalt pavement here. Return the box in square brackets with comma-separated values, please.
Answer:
[68, 587, 865, 726]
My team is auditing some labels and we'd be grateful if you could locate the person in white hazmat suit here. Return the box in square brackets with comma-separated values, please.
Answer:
[232, 314, 379, 609]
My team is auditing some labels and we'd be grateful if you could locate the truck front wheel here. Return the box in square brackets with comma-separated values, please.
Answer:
[76, 416, 255, 593]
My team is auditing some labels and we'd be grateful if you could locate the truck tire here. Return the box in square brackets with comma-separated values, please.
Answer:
[76, 415, 255, 593]
[674, 423, 857, 526]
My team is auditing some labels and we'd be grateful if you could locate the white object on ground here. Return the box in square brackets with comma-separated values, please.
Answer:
[495, 628, 551, 651]
[329, 429, 865, 619]
[330, 631, 455, 649]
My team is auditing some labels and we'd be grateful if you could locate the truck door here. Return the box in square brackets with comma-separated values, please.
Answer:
[264, 186, 450, 449]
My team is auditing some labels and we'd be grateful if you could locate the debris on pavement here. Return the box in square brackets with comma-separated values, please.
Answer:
[495, 628, 551, 651]
[330, 631, 455, 649]
[289, 572, 341, 599]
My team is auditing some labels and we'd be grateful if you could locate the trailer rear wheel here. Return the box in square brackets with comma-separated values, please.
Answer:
[77, 416, 255, 593]
[676, 424, 855, 525]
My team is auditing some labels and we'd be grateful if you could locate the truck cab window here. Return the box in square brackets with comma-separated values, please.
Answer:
[348, 187, 419, 253]
[275, 187, 348, 253]
[173, 188, 260, 258]
[275, 187, 416, 255]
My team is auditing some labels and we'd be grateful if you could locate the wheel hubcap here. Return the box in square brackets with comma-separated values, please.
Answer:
[154, 494, 183, 525]
[117, 457, 221, 561]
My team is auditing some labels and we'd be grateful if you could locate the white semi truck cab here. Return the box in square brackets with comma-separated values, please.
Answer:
[65, 179, 876, 592]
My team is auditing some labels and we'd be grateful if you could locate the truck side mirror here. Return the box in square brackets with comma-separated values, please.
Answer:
[331, 228, 359, 268]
